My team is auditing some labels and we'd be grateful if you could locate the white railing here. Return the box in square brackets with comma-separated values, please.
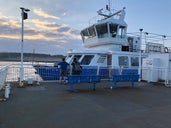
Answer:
[1, 63, 171, 87]
[5, 64, 42, 82]
[0, 67, 8, 90]
[142, 67, 171, 86]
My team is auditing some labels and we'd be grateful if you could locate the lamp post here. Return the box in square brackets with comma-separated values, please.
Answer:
[138, 28, 143, 81]
[20, 7, 30, 86]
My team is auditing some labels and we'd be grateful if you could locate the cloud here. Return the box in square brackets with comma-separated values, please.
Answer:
[0, 19, 20, 39]
[31, 19, 60, 31]
[0, 8, 83, 55]
[0, 19, 20, 29]
[29, 19, 81, 40]
[57, 25, 70, 33]
[33, 8, 60, 20]
[0, 16, 81, 41]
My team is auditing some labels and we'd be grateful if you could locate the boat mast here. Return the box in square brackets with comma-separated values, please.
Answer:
[97, 0, 112, 18]
[106, 0, 111, 12]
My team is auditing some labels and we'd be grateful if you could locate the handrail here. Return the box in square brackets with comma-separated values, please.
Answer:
[0, 67, 8, 90]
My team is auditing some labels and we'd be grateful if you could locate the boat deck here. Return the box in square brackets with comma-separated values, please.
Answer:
[1, 81, 171, 128]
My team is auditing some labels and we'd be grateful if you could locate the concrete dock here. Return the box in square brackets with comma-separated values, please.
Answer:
[1, 81, 171, 128]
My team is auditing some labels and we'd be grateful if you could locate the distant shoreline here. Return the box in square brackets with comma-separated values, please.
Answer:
[0, 52, 65, 63]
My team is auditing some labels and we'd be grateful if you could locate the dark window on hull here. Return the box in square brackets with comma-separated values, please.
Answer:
[73, 55, 82, 62]
[131, 57, 139, 66]
[119, 56, 129, 67]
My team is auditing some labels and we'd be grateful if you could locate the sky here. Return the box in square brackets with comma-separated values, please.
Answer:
[0, 0, 171, 55]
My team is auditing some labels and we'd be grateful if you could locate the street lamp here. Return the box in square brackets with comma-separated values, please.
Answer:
[20, 7, 30, 86]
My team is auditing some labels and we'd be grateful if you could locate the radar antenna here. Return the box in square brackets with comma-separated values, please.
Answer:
[97, 0, 126, 20]
[106, 0, 111, 12]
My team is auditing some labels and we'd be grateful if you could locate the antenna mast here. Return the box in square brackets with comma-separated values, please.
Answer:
[106, 0, 111, 12]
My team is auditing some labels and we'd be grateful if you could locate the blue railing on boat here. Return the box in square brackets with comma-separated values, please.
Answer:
[33, 65, 138, 81]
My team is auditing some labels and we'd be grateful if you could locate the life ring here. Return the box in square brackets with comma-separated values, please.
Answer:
[164, 47, 169, 53]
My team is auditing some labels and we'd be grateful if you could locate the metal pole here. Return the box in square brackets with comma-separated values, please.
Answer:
[20, 7, 30, 86]
[20, 8, 24, 86]
[145, 32, 148, 53]
[138, 28, 143, 81]
[162, 35, 166, 46]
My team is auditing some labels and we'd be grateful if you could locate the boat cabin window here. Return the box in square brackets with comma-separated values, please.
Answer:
[131, 57, 139, 66]
[81, 29, 89, 41]
[96, 23, 108, 38]
[81, 26, 96, 41]
[65, 55, 72, 63]
[88, 26, 96, 38]
[73, 55, 82, 62]
[81, 55, 94, 65]
[109, 24, 118, 38]
[118, 56, 128, 67]
[118, 26, 126, 39]
[66, 55, 71, 60]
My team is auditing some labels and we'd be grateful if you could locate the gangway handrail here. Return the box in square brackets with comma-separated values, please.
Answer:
[0, 66, 8, 90]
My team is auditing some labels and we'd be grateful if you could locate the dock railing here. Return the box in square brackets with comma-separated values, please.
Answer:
[1, 63, 171, 87]
[4, 64, 42, 83]
[0, 66, 8, 90]
[141, 67, 171, 86]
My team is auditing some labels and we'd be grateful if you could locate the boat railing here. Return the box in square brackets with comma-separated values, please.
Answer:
[127, 32, 171, 53]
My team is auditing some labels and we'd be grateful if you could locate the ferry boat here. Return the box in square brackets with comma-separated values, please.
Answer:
[33, 1, 170, 83]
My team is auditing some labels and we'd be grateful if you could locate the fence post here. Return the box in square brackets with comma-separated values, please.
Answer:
[119, 66, 123, 75]
[147, 67, 150, 83]
[165, 68, 168, 86]
[69, 64, 72, 75]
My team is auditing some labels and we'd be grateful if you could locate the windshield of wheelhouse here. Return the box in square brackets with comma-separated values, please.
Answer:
[81, 29, 89, 42]
[81, 26, 96, 42]
[88, 26, 96, 38]
[118, 26, 126, 39]
[109, 24, 118, 38]
[96, 23, 108, 38]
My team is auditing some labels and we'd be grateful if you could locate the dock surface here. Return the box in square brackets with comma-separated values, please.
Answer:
[1, 81, 171, 128]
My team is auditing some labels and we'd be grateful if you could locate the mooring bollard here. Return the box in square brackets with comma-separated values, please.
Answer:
[5, 83, 10, 99]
